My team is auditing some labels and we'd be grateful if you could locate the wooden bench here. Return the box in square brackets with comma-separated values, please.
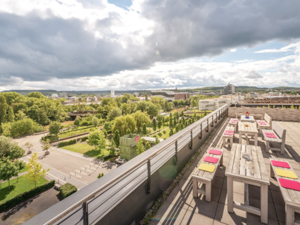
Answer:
[192, 148, 223, 202]
[257, 113, 272, 134]
[222, 126, 234, 147]
[270, 159, 300, 225]
[262, 121, 286, 155]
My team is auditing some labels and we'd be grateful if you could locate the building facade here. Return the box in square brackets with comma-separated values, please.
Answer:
[224, 83, 235, 95]
[151, 90, 190, 101]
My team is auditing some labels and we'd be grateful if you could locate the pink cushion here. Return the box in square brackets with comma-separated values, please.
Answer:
[224, 132, 233, 136]
[279, 178, 300, 191]
[209, 149, 222, 155]
[271, 160, 290, 168]
[230, 119, 238, 123]
[204, 156, 219, 164]
[266, 134, 276, 138]
[264, 132, 274, 135]
[225, 130, 234, 133]
[259, 121, 267, 125]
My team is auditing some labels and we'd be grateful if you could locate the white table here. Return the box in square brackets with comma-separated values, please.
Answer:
[226, 144, 270, 224]
[241, 115, 255, 122]
[238, 122, 258, 146]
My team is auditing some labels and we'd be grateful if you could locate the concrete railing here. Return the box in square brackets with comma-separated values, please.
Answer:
[24, 104, 231, 225]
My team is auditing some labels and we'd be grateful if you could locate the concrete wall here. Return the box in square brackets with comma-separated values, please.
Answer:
[97, 116, 226, 225]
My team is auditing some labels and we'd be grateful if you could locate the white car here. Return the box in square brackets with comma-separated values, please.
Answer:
[115, 158, 126, 164]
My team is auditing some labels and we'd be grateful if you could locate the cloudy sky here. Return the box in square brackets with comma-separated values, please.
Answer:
[1, 0, 300, 91]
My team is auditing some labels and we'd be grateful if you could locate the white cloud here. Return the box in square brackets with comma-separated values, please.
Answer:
[255, 43, 300, 53]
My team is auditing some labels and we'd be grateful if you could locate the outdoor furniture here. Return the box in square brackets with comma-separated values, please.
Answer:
[222, 126, 234, 147]
[262, 121, 286, 155]
[192, 148, 223, 202]
[257, 113, 272, 134]
[228, 118, 238, 131]
[238, 121, 258, 146]
[226, 144, 270, 224]
[270, 159, 300, 225]
[241, 115, 256, 123]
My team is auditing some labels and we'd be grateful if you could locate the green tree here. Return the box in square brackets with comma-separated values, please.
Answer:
[136, 101, 148, 112]
[113, 130, 120, 147]
[15, 110, 27, 121]
[112, 115, 136, 136]
[38, 109, 49, 125]
[10, 146, 25, 160]
[162, 117, 165, 128]
[88, 131, 102, 150]
[132, 111, 151, 132]
[126, 128, 131, 134]
[14, 160, 26, 182]
[136, 138, 144, 155]
[26, 152, 49, 187]
[7, 106, 15, 122]
[49, 121, 63, 137]
[74, 116, 81, 126]
[169, 119, 173, 128]
[158, 119, 162, 129]
[25, 142, 33, 154]
[142, 123, 147, 135]
[145, 93, 148, 101]
[108, 107, 122, 121]
[0, 157, 18, 188]
[0, 95, 8, 126]
[204, 111, 207, 116]
[110, 140, 116, 156]
[175, 124, 179, 133]
[41, 139, 51, 154]
[152, 118, 157, 131]
[0, 136, 17, 158]
[102, 128, 107, 138]
[145, 142, 151, 150]
[92, 116, 99, 127]
[169, 128, 173, 136]
[146, 103, 159, 117]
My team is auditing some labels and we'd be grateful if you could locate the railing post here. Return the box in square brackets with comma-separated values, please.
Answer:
[198, 123, 202, 139]
[206, 119, 209, 132]
[82, 202, 89, 225]
[218, 111, 220, 120]
[189, 130, 193, 149]
[174, 140, 178, 165]
[215, 113, 217, 123]
[211, 115, 214, 127]
[147, 159, 151, 194]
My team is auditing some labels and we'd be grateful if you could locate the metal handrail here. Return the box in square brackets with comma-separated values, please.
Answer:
[30, 104, 230, 225]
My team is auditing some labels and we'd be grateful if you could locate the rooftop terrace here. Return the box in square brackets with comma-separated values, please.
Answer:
[149, 119, 300, 225]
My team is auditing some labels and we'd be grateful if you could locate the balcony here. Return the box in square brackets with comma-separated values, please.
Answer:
[24, 104, 300, 225]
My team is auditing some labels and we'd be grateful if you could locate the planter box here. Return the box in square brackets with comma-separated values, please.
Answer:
[119, 134, 139, 161]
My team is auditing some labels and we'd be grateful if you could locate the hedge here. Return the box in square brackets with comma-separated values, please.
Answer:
[0, 180, 55, 211]
[59, 183, 77, 199]
[58, 139, 77, 148]
[81, 136, 88, 142]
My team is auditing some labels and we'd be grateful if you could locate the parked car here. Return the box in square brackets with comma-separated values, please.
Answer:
[115, 158, 126, 164]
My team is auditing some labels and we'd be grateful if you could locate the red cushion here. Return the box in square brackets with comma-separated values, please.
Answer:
[271, 160, 290, 168]
[209, 149, 222, 155]
[204, 156, 219, 163]
[279, 178, 300, 191]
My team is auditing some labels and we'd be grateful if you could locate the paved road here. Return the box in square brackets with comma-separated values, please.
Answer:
[16, 133, 119, 189]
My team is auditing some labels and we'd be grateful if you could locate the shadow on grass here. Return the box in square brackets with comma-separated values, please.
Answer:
[0, 185, 16, 202]
[84, 149, 103, 159]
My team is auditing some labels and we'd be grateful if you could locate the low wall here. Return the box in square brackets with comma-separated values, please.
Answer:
[229, 107, 300, 121]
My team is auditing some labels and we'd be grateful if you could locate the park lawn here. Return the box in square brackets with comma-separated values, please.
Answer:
[19, 166, 29, 174]
[84, 148, 110, 159]
[0, 175, 48, 204]
[62, 143, 94, 153]
[151, 127, 170, 140]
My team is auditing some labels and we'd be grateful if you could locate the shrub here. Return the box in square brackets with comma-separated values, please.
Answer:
[59, 183, 77, 199]
[103, 154, 111, 161]
[158, 132, 162, 137]
[0, 180, 55, 211]
[81, 136, 88, 142]
[58, 139, 77, 148]
[80, 121, 90, 126]
[162, 130, 166, 134]
[42, 135, 58, 142]
[98, 173, 104, 179]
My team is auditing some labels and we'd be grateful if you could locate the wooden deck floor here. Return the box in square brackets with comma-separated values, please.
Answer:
[149, 118, 300, 225]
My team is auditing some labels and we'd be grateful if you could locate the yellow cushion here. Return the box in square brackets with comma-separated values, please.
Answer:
[199, 164, 215, 173]
[275, 169, 298, 179]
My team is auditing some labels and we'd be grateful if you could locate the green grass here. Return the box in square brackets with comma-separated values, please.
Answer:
[0, 175, 48, 203]
[58, 126, 103, 139]
[19, 166, 29, 174]
[62, 143, 93, 153]
[151, 127, 170, 139]
[84, 149, 110, 159]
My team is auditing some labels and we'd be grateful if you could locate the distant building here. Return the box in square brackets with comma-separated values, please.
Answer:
[133, 92, 139, 97]
[151, 89, 190, 101]
[52, 94, 58, 98]
[111, 90, 115, 98]
[224, 83, 235, 95]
